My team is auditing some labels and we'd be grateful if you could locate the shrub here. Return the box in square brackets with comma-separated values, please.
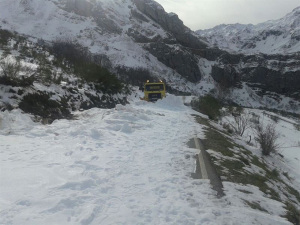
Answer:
[285, 201, 300, 225]
[0, 58, 21, 78]
[229, 112, 251, 136]
[0, 29, 14, 46]
[36, 65, 53, 84]
[250, 113, 260, 125]
[75, 62, 123, 93]
[50, 41, 123, 93]
[51, 40, 90, 69]
[254, 123, 280, 156]
[191, 95, 222, 120]
[222, 123, 234, 134]
[294, 123, 300, 131]
[0, 58, 36, 87]
[269, 114, 279, 123]
[19, 92, 71, 123]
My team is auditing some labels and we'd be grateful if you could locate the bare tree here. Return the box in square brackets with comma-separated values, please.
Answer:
[231, 112, 252, 136]
[0, 58, 21, 78]
[254, 123, 280, 156]
[224, 110, 251, 137]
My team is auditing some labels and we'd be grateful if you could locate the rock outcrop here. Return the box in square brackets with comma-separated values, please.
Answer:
[145, 43, 202, 82]
[210, 52, 300, 100]
[133, 0, 207, 50]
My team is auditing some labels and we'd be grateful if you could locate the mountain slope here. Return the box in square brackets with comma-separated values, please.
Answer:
[0, 0, 207, 85]
[197, 6, 300, 54]
[0, 0, 300, 113]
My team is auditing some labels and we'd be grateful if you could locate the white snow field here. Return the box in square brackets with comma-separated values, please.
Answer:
[0, 95, 296, 225]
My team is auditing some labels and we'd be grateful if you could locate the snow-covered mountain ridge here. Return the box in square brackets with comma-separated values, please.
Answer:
[0, 0, 207, 84]
[197, 6, 300, 54]
[0, 0, 300, 113]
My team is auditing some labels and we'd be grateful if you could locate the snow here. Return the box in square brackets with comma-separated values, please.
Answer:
[251, 109, 300, 187]
[197, 7, 300, 54]
[0, 95, 297, 224]
[0, 0, 169, 71]
[0, 0, 299, 222]
[221, 107, 300, 192]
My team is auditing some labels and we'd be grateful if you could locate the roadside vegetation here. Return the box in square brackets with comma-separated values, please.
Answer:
[192, 93, 300, 224]
[51, 40, 124, 94]
[0, 29, 128, 123]
[191, 94, 285, 156]
[191, 95, 222, 120]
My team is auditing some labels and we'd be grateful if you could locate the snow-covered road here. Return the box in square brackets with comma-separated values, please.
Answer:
[0, 96, 214, 224]
[0, 95, 294, 225]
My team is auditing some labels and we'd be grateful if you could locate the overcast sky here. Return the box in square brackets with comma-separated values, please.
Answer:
[155, 0, 300, 30]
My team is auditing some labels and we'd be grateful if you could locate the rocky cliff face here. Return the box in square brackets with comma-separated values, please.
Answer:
[211, 53, 300, 100]
[133, 0, 207, 49]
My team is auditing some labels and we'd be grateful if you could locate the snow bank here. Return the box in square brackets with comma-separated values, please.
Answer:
[0, 109, 35, 135]
[153, 95, 187, 111]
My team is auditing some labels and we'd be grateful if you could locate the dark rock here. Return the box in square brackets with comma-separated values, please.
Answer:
[241, 67, 300, 99]
[130, 9, 149, 23]
[126, 28, 163, 43]
[133, 0, 207, 49]
[145, 42, 202, 82]
[191, 48, 225, 61]
[219, 52, 242, 65]
[206, 49, 300, 100]
[211, 65, 240, 88]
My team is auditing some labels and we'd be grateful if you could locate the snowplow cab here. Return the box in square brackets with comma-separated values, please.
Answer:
[143, 80, 166, 101]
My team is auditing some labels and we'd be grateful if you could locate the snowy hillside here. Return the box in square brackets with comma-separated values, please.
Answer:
[1, 0, 300, 113]
[1, 95, 299, 224]
[0, 0, 164, 67]
[197, 6, 300, 54]
[0, 0, 207, 90]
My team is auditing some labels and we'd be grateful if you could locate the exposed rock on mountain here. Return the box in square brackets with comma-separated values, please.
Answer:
[145, 43, 202, 82]
[211, 52, 300, 99]
[211, 65, 239, 88]
[133, 0, 207, 49]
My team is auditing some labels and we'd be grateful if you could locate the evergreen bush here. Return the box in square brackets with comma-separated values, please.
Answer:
[191, 95, 222, 120]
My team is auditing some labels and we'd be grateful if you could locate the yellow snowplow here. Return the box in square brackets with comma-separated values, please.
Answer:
[142, 80, 166, 101]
